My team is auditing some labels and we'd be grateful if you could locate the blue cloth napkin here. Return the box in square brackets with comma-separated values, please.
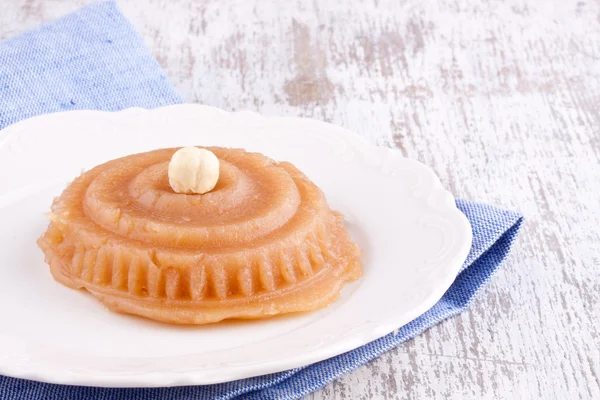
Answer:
[0, 2, 524, 399]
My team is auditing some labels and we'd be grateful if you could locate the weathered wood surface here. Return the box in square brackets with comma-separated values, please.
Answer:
[2, 0, 600, 398]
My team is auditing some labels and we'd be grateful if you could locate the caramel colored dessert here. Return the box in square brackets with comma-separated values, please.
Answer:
[38, 147, 362, 324]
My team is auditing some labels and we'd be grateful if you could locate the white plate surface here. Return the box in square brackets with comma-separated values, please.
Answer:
[0, 105, 471, 387]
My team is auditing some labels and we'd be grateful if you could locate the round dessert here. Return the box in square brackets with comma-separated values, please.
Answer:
[38, 147, 362, 324]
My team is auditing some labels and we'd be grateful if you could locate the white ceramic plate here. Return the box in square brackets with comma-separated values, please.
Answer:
[0, 105, 471, 387]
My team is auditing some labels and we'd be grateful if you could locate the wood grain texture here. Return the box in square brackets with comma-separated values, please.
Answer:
[2, 0, 600, 398]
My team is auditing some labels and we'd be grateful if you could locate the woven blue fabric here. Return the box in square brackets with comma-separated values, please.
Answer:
[0, 2, 523, 399]
[0, 0, 182, 129]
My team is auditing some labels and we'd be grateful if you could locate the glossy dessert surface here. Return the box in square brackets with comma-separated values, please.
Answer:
[38, 147, 362, 324]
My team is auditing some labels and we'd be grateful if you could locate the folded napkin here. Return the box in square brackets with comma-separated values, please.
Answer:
[0, 2, 523, 399]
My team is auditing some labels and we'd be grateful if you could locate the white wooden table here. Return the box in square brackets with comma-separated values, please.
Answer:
[3, 1, 600, 398]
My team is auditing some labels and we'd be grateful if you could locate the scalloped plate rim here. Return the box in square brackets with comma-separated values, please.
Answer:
[0, 105, 472, 387]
